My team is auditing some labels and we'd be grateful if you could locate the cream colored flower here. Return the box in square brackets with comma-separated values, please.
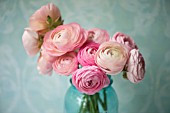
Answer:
[95, 41, 129, 75]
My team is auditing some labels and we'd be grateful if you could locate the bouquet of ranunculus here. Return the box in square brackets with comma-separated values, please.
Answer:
[22, 3, 145, 113]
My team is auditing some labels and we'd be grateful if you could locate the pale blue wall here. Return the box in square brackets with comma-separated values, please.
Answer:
[0, 0, 170, 113]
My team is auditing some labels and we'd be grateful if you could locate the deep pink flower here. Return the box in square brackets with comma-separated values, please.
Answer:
[87, 28, 110, 44]
[95, 41, 129, 75]
[77, 41, 99, 66]
[52, 51, 78, 76]
[29, 3, 61, 35]
[72, 66, 110, 95]
[126, 49, 145, 83]
[111, 32, 138, 51]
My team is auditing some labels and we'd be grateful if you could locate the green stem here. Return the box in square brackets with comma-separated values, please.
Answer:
[97, 93, 105, 109]
[79, 92, 107, 113]
[94, 93, 99, 113]
[97, 90, 107, 111]
[103, 89, 107, 111]
[89, 95, 95, 113]
[78, 94, 88, 113]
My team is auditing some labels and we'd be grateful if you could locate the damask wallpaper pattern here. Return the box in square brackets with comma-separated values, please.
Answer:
[0, 0, 170, 113]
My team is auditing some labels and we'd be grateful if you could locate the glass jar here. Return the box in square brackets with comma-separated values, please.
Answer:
[64, 79, 118, 113]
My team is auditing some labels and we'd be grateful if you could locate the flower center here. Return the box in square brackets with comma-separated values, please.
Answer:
[88, 48, 96, 55]
[53, 30, 68, 46]
[87, 80, 92, 86]
[88, 31, 95, 40]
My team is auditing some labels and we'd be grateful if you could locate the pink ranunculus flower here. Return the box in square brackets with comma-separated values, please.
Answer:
[42, 31, 67, 56]
[126, 49, 145, 83]
[87, 28, 110, 44]
[29, 3, 61, 35]
[37, 54, 54, 75]
[43, 23, 88, 56]
[41, 47, 57, 63]
[95, 41, 129, 75]
[52, 51, 78, 76]
[111, 32, 138, 51]
[77, 41, 100, 66]
[22, 28, 40, 56]
[72, 66, 110, 95]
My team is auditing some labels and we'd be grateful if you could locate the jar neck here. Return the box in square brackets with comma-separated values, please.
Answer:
[70, 75, 113, 88]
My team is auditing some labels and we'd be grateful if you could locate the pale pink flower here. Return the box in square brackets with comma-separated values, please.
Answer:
[72, 66, 110, 95]
[87, 28, 110, 44]
[43, 23, 87, 56]
[126, 49, 145, 83]
[29, 3, 61, 35]
[77, 41, 99, 66]
[51, 23, 87, 51]
[111, 32, 138, 51]
[95, 41, 129, 75]
[41, 47, 57, 63]
[22, 28, 40, 56]
[52, 51, 78, 76]
[37, 54, 54, 75]
[42, 31, 67, 56]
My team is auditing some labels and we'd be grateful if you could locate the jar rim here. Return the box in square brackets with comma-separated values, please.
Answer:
[69, 75, 113, 88]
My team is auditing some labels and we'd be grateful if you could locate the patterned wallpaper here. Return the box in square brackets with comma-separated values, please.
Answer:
[0, 0, 170, 113]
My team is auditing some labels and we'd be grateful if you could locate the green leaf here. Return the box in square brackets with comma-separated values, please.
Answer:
[53, 16, 64, 27]
[47, 15, 52, 25]
[122, 71, 128, 79]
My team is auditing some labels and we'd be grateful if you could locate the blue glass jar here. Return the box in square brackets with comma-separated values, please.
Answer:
[64, 79, 118, 113]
